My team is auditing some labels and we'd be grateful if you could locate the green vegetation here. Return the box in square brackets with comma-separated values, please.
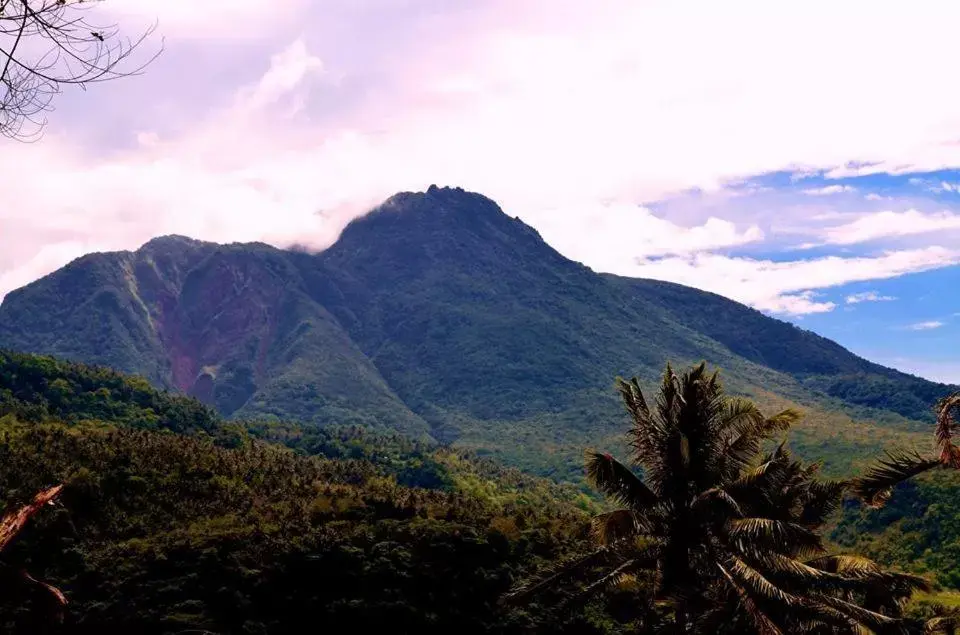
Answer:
[511, 364, 926, 633]
[618, 278, 955, 423]
[0, 416, 610, 633]
[2, 185, 960, 631]
[0, 349, 958, 632]
[835, 471, 960, 590]
[0, 350, 629, 633]
[0, 349, 218, 434]
[0, 187, 954, 480]
[832, 391, 960, 593]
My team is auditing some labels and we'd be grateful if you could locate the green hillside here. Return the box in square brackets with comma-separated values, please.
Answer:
[0, 348, 956, 633]
[0, 351, 615, 633]
[0, 349, 218, 434]
[0, 186, 952, 480]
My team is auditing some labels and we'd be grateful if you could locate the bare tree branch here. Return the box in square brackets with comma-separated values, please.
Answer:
[0, 0, 160, 140]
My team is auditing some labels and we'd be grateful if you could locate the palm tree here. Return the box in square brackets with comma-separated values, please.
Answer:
[506, 363, 927, 633]
[853, 391, 960, 507]
[912, 602, 960, 634]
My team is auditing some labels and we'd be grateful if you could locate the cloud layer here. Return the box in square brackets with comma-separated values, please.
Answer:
[4, 0, 960, 323]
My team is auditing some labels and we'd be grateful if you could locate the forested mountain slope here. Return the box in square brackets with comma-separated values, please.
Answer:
[0, 350, 611, 633]
[0, 186, 952, 477]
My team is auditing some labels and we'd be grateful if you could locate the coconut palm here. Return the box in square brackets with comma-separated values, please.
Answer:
[910, 602, 960, 635]
[853, 391, 960, 507]
[506, 363, 927, 634]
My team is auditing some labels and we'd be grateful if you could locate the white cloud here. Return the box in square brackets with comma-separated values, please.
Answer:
[865, 193, 890, 201]
[0, 242, 108, 300]
[934, 181, 960, 193]
[820, 209, 960, 245]
[802, 185, 856, 196]
[239, 39, 324, 112]
[9, 1, 960, 312]
[906, 320, 945, 331]
[846, 291, 896, 304]
[626, 247, 960, 316]
[529, 203, 763, 266]
[905, 178, 960, 194]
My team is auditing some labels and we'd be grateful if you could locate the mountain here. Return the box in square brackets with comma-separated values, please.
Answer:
[0, 185, 953, 478]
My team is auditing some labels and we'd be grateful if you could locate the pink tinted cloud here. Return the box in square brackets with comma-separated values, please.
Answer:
[7, 0, 960, 311]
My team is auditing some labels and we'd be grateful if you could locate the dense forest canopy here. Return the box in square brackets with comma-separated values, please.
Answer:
[0, 350, 958, 632]
[0, 350, 618, 633]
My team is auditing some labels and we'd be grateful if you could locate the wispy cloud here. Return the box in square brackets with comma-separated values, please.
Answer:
[7, 0, 960, 318]
[846, 291, 896, 304]
[532, 203, 764, 262]
[802, 185, 856, 196]
[628, 247, 960, 316]
[820, 209, 960, 245]
[907, 178, 960, 194]
[906, 320, 945, 331]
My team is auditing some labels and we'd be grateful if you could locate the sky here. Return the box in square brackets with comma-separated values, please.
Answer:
[3, 0, 960, 382]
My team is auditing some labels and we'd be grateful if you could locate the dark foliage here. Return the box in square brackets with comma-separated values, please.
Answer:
[838, 391, 960, 591]
[0, 350, 640, 633]
[510, 364, 928, 633]
[0, 349, 219, 434]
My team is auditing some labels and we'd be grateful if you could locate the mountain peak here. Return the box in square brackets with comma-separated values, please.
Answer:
[343, 185, 537, 239]
[326, 185, 562, 274]
[139, 235, 213, 252]
[380, 184, 502, 215]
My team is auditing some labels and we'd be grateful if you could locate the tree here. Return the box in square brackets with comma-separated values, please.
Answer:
[913, 602, 960, 635]
[853, 391, 960, 507]
[0, 0, 157, 140]
[507, 363, 927, 634]
[0, 484, 66, 615]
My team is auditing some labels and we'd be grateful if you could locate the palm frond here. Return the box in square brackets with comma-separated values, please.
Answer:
[591, 509, 639, 546]
[796, 479, 848, 528]
[728, 517, 823, 556]
[616, 376, 649, 422]
[501, 547, 613, 605]
[852, 450, 941, 508]
[692, 486, 743, 518]
[585, 450, 658, 510]
[762, 408, 803, 434]
[728, 556, 802, 607]
[812, 593, 907, 633]
[721, 398, 766, 433]
[925, 606, 960, 635]
[935, 392, 960, 469]
[730, 459, 776, 490]
[803, 554, 931, 595]
[561, 559, 638, 609]
[717, 561, 786, 635]
[804, 554, 882, 577]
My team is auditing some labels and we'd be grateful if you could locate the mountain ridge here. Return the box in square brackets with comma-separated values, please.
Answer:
[0, 185, 952, 476]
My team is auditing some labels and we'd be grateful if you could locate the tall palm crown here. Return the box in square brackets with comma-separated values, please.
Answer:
[508, 363, 926, 634]
[854, 391, 960, 507]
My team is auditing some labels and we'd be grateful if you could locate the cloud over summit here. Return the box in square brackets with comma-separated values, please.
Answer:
[5, 0, 960, 326]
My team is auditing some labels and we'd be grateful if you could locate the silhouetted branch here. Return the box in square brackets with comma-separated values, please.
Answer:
[0, 0, 160, 140]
